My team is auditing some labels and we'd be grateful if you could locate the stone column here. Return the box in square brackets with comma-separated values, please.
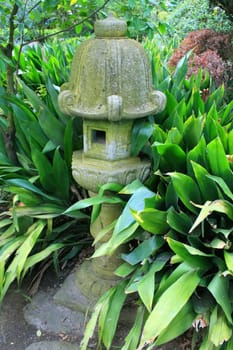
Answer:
[57, 14, 166, 312]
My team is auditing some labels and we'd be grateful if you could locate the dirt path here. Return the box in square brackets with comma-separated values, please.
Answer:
[0, 268, 78, 349]
[0, 263, 197, 350]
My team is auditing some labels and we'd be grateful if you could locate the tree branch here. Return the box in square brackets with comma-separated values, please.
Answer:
[21, 0, 111, 47]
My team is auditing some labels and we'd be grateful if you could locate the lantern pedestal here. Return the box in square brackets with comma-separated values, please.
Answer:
[53, 198, 124, 313]
[72, 150, 151, 193]
[56, 13, 166, 320]
[74, 197, 124, 303]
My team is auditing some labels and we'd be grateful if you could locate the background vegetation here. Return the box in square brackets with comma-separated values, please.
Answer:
[0, 0, 233, 349]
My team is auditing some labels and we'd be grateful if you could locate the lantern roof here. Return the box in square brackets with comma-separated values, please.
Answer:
[58, 14, 166, 121]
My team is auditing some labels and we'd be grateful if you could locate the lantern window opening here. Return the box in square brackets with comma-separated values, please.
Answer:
[92, 129, 106, 145]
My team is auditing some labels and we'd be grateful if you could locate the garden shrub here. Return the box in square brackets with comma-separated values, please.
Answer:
[0, 41, 90, 303]
[166, 0, 232, 39]
[80, 41, 233, 350]
[169, 29, 233, 93]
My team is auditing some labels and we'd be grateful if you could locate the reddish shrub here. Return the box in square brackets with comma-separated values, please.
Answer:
[169, 29, 233, 87]
[188, 49, 226, 87]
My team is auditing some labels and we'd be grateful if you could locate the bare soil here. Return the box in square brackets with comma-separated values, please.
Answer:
[0, 266, 82, 350]
[0, 256, 198, 350]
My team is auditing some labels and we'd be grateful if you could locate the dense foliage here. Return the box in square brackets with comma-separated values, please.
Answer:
[166, 0, 232, 38]
[79, 44, 233, 349]
[169, 29, 233, 90]
[0, 1, 233, 349]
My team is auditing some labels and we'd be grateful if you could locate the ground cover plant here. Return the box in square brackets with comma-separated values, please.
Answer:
[165, 0, 232, 39]
[0, 40, 91, 302]
[0, 0, 233, 348]
[0, 0, 177, 303]
[77, 41, 233, 349]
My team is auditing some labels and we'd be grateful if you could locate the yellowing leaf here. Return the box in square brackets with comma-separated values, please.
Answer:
[139, 270, 200, 347]
[224, 251, 233, 272]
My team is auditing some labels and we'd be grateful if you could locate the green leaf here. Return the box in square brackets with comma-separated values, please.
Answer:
[191, 161, 219, 201]
[80, 291, 111, 350]
[6, 178, 60, 202]
[131, 120, 154, 156]
[224, 335, 233, 350]
[0, 237, 24, 264]
[119, 179, 144, 194]
[121, 236, 164, 265]
[46, 78, 68, 123]
[207, 138, 233, 190]
[221, 100, 233, 125]
[0, 219, 12, 229]
[52, 148, 70, 200]
[224, 251, 233, 273]
[187, 136, 207, 169]
[113, 186, 155, 235]
[137, 267, 155, 312]
[15, 221, 45, 279]
[121, 306, 145, 350]
[208, 274, 232, 324]
[31, 148, 54, 193]
[193, 90, 204, 116]
[154, 262, 192, 300]
[22, 243, 64, 278]
[114, 262, 135, 278]
[91, 183, 124, 224]
[158, 22, 167, 35]
[168, 172, 202, 213]
[167, 238, 212, 269]
[132, 208, 169, 235]
[0, 224, 17, 247]
[172, 54, 188, 88]
[98, 288, 116, 347]
[18, 78, 46, 113]
[167, 207, 193, 235]
[164, 91, 178, 115]
[64, 195, 123, 214]
[0, 221, 45, 301]
[92, 222, 139, 257]
[207, 175, 233, 201]
[190, 200, 233, 233]
[209, 306, 232, 347]
[38, 108, 65, 148]
[153, 142, 186, 172]
[155, 302, 195, 346]
[139, 269, 200, 347]
[128, 254, 169, 303]
[166, 127, 183, 145]
[206, 85, 225, 112]
[101, 281, 127, 349]
[14, 203, 69, 219]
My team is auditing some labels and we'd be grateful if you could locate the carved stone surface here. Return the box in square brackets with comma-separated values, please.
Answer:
[72, 150, 151, 193]
[75, 260, 119, 301]
[57, 14, 166, 308]
[83, 119, 133, 160]
[58, 14, 166, 120]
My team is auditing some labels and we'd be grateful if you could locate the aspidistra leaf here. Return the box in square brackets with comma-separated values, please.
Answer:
[168, 172, 202, 213]
[139, 269, 200, 347]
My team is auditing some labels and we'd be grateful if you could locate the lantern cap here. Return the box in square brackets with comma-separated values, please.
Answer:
[94, 13, 127, 38]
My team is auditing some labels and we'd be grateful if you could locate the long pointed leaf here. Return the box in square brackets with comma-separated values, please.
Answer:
[168, 172, 202, 213]
[208, 274, 232, 324]
[139, 269, 200, 347]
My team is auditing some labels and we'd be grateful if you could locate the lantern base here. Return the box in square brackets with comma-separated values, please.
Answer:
[72, 151, 151, 193]
[53, 260, 136, 326]
[53, 259, 120, 313]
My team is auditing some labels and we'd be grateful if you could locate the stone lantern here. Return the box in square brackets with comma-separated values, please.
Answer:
[58, 14, 166, 308]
